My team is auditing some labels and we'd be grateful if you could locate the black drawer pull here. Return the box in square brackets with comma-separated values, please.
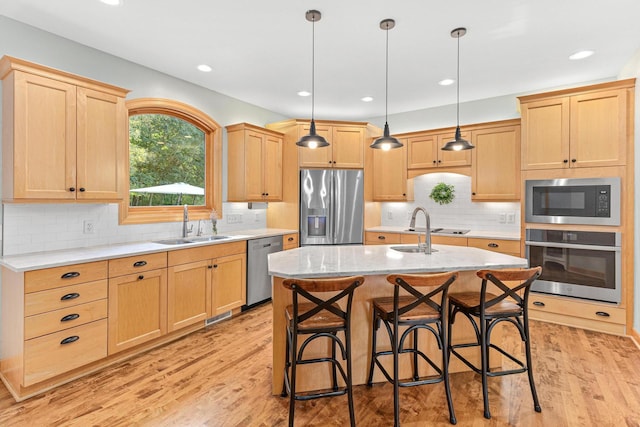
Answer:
[133, 260, 148, 267]
[61, 272, 80, 279]
[61, 313, 80, 322]
[378, 235, 386, 240]
[532, 301, 545, 307]
[595, 311, 610, 317]
[60, 293, 80, 301]
[288, 237, 294, 241]
[138, 275, 144, 280]
[488, 243, 499, 248]
[60, 336, 80, 345]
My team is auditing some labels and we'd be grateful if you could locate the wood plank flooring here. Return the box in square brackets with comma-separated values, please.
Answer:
[1, 302, 639, 426]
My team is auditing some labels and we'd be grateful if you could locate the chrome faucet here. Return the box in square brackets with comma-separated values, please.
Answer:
[409, 207, 433, 254]
[182, 204, 193, 238]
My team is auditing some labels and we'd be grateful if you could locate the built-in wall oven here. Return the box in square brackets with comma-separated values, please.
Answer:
[525, 229, 621, 304]
[525, 177, 620, 226]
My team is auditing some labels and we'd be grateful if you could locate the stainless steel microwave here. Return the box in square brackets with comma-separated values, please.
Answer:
[525, 177, 620, 226]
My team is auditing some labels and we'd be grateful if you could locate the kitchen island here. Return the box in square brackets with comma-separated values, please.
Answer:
[268, 243, 528, 394]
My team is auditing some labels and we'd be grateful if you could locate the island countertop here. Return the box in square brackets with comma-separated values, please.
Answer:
[268, 243, 528, 278]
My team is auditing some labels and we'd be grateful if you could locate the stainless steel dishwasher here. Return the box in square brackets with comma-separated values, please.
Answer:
[245, 235, 283, 308]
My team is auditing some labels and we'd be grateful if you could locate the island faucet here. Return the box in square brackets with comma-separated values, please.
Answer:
[409, 207, 433, 254]
[182, 204, 193, 238]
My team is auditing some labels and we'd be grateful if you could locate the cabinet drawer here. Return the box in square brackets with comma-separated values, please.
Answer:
[24, 319, 108, 386]
[467, 238, 520, 256]
[365, 232, 401, 245]
[25, 299, 108, 339]
[283, 233, 299, 250]
[25, 261, 108, 293]
[109, 252, 167, 277]
[25, 280, 108, 316]
[529, 294, 625, 325]
[168, 241, 246, 266]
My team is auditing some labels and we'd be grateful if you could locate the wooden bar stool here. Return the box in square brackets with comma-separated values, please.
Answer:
[447, 266, 543, 419]
[281, 275, 364, 427]
[366, 272, 458, 426]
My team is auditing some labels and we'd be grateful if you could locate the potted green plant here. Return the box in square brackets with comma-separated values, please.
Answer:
[429, 182, 455, 205]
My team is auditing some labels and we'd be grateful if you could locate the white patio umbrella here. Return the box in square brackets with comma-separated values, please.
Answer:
[130, 182, 204, 204]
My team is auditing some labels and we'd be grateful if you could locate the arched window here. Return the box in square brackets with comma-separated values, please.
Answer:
[120, 98, 222, 224]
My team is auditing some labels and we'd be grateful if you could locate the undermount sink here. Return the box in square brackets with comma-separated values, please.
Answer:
[154, 236, 230, 245]
[390, 245, 438, 253]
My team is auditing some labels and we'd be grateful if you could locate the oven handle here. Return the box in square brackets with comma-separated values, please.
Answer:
[525, 241, 621, 252]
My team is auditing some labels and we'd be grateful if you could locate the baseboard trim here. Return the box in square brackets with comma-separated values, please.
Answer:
[630, 328, 640, 349]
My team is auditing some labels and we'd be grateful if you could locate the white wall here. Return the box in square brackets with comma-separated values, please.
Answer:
[0, 16, 288, 256]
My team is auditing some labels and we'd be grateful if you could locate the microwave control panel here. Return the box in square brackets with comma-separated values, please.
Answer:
[596, 185, 611, 217]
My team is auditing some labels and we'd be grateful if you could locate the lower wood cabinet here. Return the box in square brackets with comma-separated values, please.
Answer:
[212, 253, 246, 315]
[467, 237, 521, 257]
[167, 260, 211, 332]
[283, 233, 299, 250]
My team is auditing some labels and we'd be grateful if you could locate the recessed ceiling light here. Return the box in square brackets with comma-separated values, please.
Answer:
[569, 50, 594, 60]
[361, 96, 374, 102]
[439, 78, 455, 86]
[197, 64, 212, 72]
[297, 91, 311, 97]
[100, 0, 122, 5]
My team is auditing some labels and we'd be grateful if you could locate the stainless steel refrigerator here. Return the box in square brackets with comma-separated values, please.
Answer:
[300, 169, 364, 245]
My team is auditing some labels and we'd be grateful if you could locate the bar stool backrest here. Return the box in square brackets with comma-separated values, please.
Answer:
[282, 276, 365, 326]
[386, 271, 459, 316]
[475, 267, 542, 311]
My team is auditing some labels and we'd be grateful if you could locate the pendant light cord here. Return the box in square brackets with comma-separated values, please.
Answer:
[456, 31, 460, 127]
[311, 15, 316, 121]
[384, 23, 389, 124]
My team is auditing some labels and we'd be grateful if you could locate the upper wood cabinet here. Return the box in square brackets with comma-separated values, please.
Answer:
[470, 122, 521, 201]
[407, 129, 471, 170]
[0, 56, 129, 202]
[519, 79, 634, 170]
[298, 124, 364, 168]
[371, 139, 413, 201]
[226, 123, 283, 202]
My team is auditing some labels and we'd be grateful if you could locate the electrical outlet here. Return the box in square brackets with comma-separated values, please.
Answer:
[499, 213, 506, 224]
[506, 212, 516, 224]
[387, 211, 393, 220]
[83, 220, 95, 234]
[226, 214, 243, 224]
[255, 212, 260, 222]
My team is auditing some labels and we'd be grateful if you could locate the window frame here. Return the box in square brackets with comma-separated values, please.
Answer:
[120, 98, 222, 224]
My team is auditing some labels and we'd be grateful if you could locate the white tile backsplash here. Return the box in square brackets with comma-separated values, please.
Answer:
[381, 173, 520, 233]
[2, 202, 268, 256]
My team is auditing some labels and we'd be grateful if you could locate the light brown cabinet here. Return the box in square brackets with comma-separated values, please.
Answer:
[470, 122, 521, 200]
[108, 253, 168, 354]
[371, 139, 413, 201]
[519, 80, 633, 170]
[1, 261, 109, 392]
[211, 253, 246, 314]
[467, 237, 520, 257]
[0, 56, 128, 202]
[407, 129, 471, 170]
[298, 124, 364, 168]
[167, 260, 211, 332]
[226, 123, 283, 202]
[283, 233, 299, 250]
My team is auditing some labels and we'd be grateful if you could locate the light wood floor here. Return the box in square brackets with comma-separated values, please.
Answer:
[1, 302, 639, 426]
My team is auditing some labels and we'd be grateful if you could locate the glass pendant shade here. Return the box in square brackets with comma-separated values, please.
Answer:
[296, 10, 328, 149]
[442, 27, 474, 151]
[370, 18, 402, 150]
[296, 120, 329, 148]
[370, 122, 403, 150]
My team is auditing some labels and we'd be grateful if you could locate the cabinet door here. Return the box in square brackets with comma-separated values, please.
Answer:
[263, 133, 283, 200]
[570, 89, 627, 168]
[437, 131, 472, 167]
[244, 131, 266, 200]
[76, 87, 126, 200]
[372, 142, 409, 201]
[407, 133, 438, 169]
[167, 260, 212, 332]
[298, 124, 332, 167]
[521, 97, 570, 170]
[12, 71, 77, 199]
[212, 253, 246, 315]
[332, 126, 364, 168]
[471, 125, 521, 200]
[108, 268, 167, 354]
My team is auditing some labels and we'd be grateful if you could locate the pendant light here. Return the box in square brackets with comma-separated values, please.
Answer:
[370, 18, 403, 150]
[296, 10, 329, 149]
[442, 27, 475, 151]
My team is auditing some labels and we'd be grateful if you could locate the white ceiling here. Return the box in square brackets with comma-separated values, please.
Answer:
[2, 0, 640, 121]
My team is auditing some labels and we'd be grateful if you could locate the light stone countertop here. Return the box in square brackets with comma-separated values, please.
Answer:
[366, 225, 521, 240]
[0, 228, 297, 272]
[268, 244, 528, 279]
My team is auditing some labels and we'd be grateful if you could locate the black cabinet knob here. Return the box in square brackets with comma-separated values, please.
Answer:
[138, 275, 144, 280]
[563, 159, 569, 163]
[79, 187, 86, 192]
[69, 187, 76, 192]
[571, 159, 577, 163]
